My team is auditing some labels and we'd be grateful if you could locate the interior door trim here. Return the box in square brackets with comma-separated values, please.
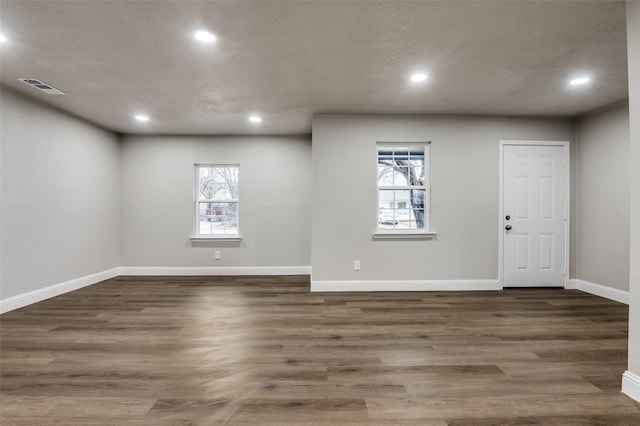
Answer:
[498, 140, 570, 289]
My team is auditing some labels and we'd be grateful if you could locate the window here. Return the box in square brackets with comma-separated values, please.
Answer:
[377, 143, 430, 233]
[195, 165, 239, 236]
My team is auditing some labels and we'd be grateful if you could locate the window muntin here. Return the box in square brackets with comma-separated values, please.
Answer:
[195, 165, 239, 236]
[377, 144, 430, 231]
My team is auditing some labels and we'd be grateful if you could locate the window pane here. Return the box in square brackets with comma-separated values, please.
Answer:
[198, 202, 238, 235]
[378, 190, 394, 209]
[380, 146, 391, 158]
[377, 144, 429, 232]
[411, 160, 425, 186]
[378, 209, 396, 227]
[395, 190, 412, 207]
[393, 147, 409, 161]
[409, 146, 424, 159]
[199, 166, 238, 200]
[398, 190, 426, 229]
[198, 168, 215, 200]
[378, 146, 426, 188]
[409, 209, 425, 229]
[390, 209, 406, 228]
[377, 164, 394, 186]
[377, 147, 394, 162]
[393, 167, 409, 186]
[410, 188, 425, 210]
[213, 167, 238, 199]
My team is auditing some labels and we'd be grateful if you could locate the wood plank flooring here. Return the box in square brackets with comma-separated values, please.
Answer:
[1, 275, 639, 425]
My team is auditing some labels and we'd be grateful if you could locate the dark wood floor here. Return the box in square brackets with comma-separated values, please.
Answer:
[1, 275, 639, 425]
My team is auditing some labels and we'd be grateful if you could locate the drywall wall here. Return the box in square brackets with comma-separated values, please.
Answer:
[311, 114, 575, 283]
[626, 0, 640, 389]
[120, 135, 311, 269]
[575, 101, 630, 291]
[0, 87, 120, 299]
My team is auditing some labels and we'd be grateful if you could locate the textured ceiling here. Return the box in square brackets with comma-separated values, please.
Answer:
[0, 0, 629, 135]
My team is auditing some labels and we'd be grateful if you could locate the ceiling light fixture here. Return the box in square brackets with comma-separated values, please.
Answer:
[249, 115, 262, 123]
[134, 114, 150, 122]
[410, 73, 428, 83]
[194, 30, 217, 43]
[569, 76, 590, 86]
[0, 33, 7, 43]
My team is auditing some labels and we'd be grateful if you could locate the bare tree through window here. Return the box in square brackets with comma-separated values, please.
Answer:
[377, 144, 429, 231]
[195, 165, 239, 235]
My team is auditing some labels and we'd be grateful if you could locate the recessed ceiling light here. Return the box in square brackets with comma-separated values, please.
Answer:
[0, 34, 7, 43]
[410, 73, 428, 83]
[194, 30, 216, 43]
[249, 115, 262, 123]
[569, 77, 590, 86]
[134, 114, 150, 122]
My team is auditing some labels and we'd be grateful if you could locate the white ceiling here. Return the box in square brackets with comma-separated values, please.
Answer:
[0, 0, 629, 135]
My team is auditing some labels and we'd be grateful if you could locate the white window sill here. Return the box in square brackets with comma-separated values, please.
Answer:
[373, 231, 437, 241]
[190, 235, 243, 242]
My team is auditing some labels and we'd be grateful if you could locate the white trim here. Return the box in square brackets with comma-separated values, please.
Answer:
[499, 140, 571, 147]
[568, 278, 629, 304]
[373, 231, 437, 240]
[622, 371, 640, 402]
[194, 164, 240, 238]
[120, 266, 311, 276]
[499, 141, 504, 287]
[189, 236, 242, 242]
[498, 140, 570, 288]
[310, 279, 500, 292]
[0, 267, 120, 314]
[376, 142, 432, 234]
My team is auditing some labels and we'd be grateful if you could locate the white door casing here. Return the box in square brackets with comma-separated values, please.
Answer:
[500, 141, 569, 287]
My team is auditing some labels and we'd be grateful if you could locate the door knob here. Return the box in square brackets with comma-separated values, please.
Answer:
[505, 225, 512, 231]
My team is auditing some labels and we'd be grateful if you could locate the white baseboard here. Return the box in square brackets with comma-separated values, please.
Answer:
[568, 278, 629, 305]
[622, 371, 640, 403]
[119, 266, 312, 276]
[310, 279, 501, 292]
[0, 267, 120, 314]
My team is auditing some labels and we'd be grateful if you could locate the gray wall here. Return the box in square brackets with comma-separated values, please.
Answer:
[120, 135, 311, 268]
[311, 114, 574, 282]
[575, 101, 630, 291]
[626, 0, 640, 381]
[0, 87, 120, 299]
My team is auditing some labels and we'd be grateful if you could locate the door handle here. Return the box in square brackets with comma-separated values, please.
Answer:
[505, 225, 512, 231]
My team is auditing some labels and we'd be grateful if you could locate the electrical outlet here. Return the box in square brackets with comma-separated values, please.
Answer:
[215, 251, 221, 260]
[354, 260, 361, 271]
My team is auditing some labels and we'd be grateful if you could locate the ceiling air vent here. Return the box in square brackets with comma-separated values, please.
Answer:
[17, 78, 66, 95]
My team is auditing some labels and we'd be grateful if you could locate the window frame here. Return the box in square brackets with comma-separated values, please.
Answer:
[374, 141, 436, 240]
[192, 164, 241, 241]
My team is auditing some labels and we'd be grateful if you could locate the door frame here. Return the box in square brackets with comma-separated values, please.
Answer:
[498, 140, 570, 289]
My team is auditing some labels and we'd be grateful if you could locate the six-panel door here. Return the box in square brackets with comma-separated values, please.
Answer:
[503, 144, 566, 287]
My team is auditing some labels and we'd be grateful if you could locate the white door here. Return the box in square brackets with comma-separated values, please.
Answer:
[502, 143, 567, 287]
